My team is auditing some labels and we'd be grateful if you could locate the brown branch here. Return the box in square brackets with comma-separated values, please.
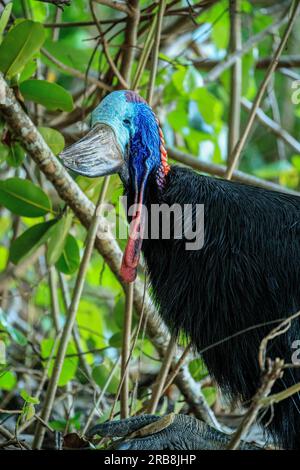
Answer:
[193, 55, 300, 72]
[32, 176, 109, 449]
[44, 19, 123, 28]
[120, 0, 140, 85]
[228, 310, 300, 450]
[147, 337, 177, 414]
[90, 0, 129, 89]
[168, 147, 300, 196]
[40, 48, 112, 92]
[147, 0, 166, 105]
[227, 358, 284, 450]
[227, 0, 242, 162]
[241, 99, 300, 155]
[120, 282, 134, 419]
[204, 10, 289, 85]
[225, 0, 300, 179]
[93, 0, 130, 15]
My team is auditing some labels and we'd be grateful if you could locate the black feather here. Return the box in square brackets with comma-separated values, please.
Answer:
[130, 165, 300, 449]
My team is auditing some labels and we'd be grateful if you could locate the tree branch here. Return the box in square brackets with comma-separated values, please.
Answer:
[168, 147, 300, 196]
[227, 0, 242, 162]
[225, 0, 300, 179]
[241, 98, 300, 155]
[41, 48, 112, 92]
[204, 10, 289, 85]
[120, 0, 140, 85]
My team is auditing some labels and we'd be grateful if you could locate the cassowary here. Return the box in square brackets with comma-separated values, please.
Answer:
[61, 90, 300, 450]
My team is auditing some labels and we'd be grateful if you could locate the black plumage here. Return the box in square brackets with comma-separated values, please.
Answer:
[61, 91, 300, 449]
[130, 165, 300, 450]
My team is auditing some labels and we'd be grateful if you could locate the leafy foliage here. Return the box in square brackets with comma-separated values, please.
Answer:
[0, 0, 299, 450]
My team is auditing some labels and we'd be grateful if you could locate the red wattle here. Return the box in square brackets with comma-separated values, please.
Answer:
[120, 205, 144, 283]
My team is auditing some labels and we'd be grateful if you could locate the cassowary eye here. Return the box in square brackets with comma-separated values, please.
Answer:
[123, 118, 131, 126]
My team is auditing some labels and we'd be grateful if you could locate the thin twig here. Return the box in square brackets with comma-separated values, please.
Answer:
[132, 18, 157, 90]
[162, 343, 192, 395]
[93, 0, 130, 15]
[41, 48, 112, 92]
[241, 98, 300, 155]
[32, 177, 110, 449]
[259, 311, 300, 371]
[225, 0, 300, 179]
[82, 356, 121, 435]
[120, 0, 140, 85]
[168, 147, 300, 196]
[0, 424, 31, 450]
[58, 271, 99, 390]
[147, 337, 177, 414]
[120, 282, 134, 419]
[227, 0, 241, 162]
[147, 0, 166, 105]
[48, 266, 60, 332]
[90, 0, 129, 89]
[204, 9, 289, 85]
[227, 358, 284, 450]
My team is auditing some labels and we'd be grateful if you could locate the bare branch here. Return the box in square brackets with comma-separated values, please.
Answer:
[32, 179, 110, 449]
[41, 48, 112, 92]
[147, 337, 177, 414]
[227, 358, 284, 450]
[120, 282, 134, 419]
[204, 10, 289, 85]
[241, 98, 300, 155]
[147, 0, 167, 105]
[120, 0, 140, 85]
[225, 0, 300, 179]
[93, 0, 130, 15]
[168, 147, 300, 196]
[227, 0, 242, 162]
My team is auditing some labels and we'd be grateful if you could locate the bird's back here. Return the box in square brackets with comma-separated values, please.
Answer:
[142, 165, 300, 449]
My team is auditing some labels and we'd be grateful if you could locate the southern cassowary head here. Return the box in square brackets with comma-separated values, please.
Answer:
[60, 90, 169, 283]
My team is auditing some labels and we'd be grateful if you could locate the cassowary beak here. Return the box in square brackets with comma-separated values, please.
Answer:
[60, 124, 123, 177]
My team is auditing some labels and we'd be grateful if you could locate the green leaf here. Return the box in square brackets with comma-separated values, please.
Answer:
[191, 88, 223, 126]
[0, 308, 27, 345]
[22, 403, 35, 421]
[0, 246, 8, 271]
[92, 361, 120, 394]
[41, 338, 78, 387]
[10, 219, 56, 264]
[291, 155, 300, 172]
[20, 389, 40, 404]
[0, 20, 45, 78]
[47, 213, 73, 266]
[253, 160, 294, 179]
[38, 127, 65, 155]
[6, 143, 25, 167]
[172, 67, 203, 96]
[19, 59, 37, 82]
[109, 332, 122, 348]
[0, 370, 16, 390]
[0, 2, 12, 38]
[20, 79, 74, 112]
[0, 142, 9, 163]
[188, 358, 208, 381]
[202, 386, 217, 407]
[56, 234, 80, 275]
[0, 177, 52, 217]
[77, 299, 106, 349]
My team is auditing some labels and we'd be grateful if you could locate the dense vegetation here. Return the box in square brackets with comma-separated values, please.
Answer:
[0, 0, 299, 450]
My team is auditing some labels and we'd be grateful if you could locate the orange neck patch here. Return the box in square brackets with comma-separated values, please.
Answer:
[155, 116, 170, 177]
